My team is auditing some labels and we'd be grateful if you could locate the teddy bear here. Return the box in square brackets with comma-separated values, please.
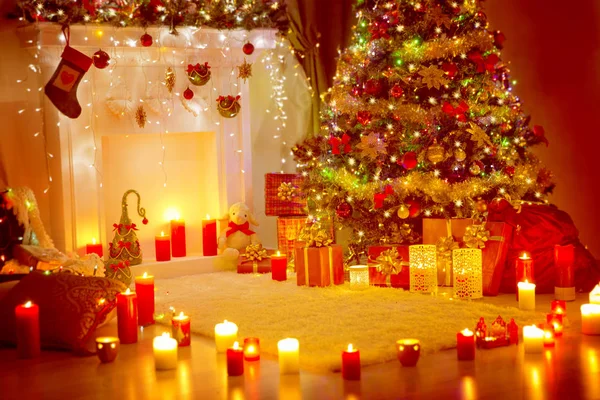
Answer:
[214, 202, 260, 270]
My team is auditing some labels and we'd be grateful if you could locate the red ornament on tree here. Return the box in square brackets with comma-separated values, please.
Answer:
[336, 201, 353, 219]
[406, 199, 420, 218]
[92, 49, 110, 69]
[442, 62, 458, 78]
[505, 165, 515, 177]
[243, 42, 255, 55]
[140, 33, 153, 47]
[364, 79, 384, 96]
[494, 31, 506, 49]
[183, 87, 194, 100]
[356, 111, 372, 126]
[400, 152, 418, 170]
[390, 84, 404, 98]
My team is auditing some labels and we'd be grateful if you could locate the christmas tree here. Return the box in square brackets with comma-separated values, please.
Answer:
[293, 0, 553, 252]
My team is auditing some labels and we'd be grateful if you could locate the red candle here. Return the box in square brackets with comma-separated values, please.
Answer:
[551, 300, 567, 316]
[86, 238, 103, 258]
[117, 288, 138, 344]
[341, 343, 361, 380]
[243, 337, 260, 361]
[171, 312, 191, 347]
[15, 301, 40, 359]
[171, 218, 186, 258]
[202, 215, 218, 256]
[547, 313, 564, 337]
[155, 232, 171, 262]
[396, 339, 420, 367]
[227, 341, 244, 376]
[271, 251, 288, 281]
[516, 252, 534, 299]
[135, 272, 154, 326]
[554, 244, 575, 301]
[457, 329, 475, 361]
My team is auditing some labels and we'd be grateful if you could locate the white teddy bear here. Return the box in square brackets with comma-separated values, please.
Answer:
[215, 202, 260, 270]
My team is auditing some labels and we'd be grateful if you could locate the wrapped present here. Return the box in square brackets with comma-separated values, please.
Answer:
[277, 217, 334, 258]
[265, 173, 306, 216]
[294, 226, 343, 287]
[237, 244, 274, 274]
[367, 245, 410, 289]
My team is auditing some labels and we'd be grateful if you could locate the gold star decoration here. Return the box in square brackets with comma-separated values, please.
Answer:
[165, 67, 175, 93]
[356, 132, 387, 160]
[427, 6, 453, 29]
[418, 65, 448, 90]
[466, 122, 493, 148]
[135, 105, 147, 128]
[237, 58, 252, 83]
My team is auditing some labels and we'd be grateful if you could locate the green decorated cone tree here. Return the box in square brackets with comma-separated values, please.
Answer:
[293, 0, 553, 255]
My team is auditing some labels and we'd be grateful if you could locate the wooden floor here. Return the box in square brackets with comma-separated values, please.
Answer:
[0, 292, 598, 400]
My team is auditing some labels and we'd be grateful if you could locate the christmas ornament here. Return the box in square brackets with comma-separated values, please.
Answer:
[442, 62, 458, 78]
[406, 200, 420, 218]
[140, 33, 153, 47]
[374, 185, 394, 209]
[475, 199, 488, 213]
[165, 67, 176, 93]
[397, 205, 409, 219]
[186, 62, 211, 86]
[468, 51, 499, 74]
[390, 84, 404, 98]
[335, 201, 353, 219]
[469, 161, 483, 175]
[494, 31, 506, 49]
[364, 78, 384, 96]
[442, 101, 469, 122]
[135, 105, 147, 128]
[183, 87, 194, 100]
[467, 122, 493, 148]
[351, 85, 363, 97]
[418, 65, 448, 90]
[92, 49, 110, 69]
[237, 59, 252, 83]
[44, 27, 93, 119]
[454, 148, 467, 162]
[401, 152, 418, 170]
[427, 140, 445, 164]
[243, 42, 255, 55]
[216, 95, 241, 118]
[505, 165, 515, 177]
[356, 111, 372, 125]
[357, 133, 386, 160]
[329, 133, 351, 154]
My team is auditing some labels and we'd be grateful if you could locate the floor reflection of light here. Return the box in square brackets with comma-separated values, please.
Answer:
[460, 376, 477, 400]
[584, 348, 599, 399]
[526, 365, 545, 400]
[346, 394, 360, 400]
[588, 349, 598, 373]
[177, 361, 192, 399]
[279, 375, 301, 400]
[230, 387, 244, 400]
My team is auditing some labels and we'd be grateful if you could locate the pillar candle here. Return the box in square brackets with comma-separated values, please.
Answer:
[243, 337, 260, 361]
[341, 343, 361, 380]
[227, 341, 244, 376]
[543, 325, 555, 348]
[278, 338, 300, 375]
[86, 238, 103, 258]
[547, 313, 563, 337]
[396, 339, 421, 367]
[214, 320, 238, 353]
[590, 284, 600, 304]
[155, 232, 171, 262]
[95, 337, 120, 363]
[554, 244, 575, 301]
[581, 304, 600, 335]
[153, 332, 178, 370]
[271, 251, 288, 281]
[523, 325, 544, 353]
[456, 329, 475, 361]
[171, 218, 186, 258]
[117, 288, 138, 344]
[516, 252, 534, 299]
[135, 272, 154, 326]
[551, 300, 567, 316]
[202, 215, 218, 256]
[171, 311, 191, 347]
[15, 301, 40, 359]
[518, 280, 536, 311]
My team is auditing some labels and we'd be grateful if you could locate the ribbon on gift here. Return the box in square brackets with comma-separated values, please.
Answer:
[277, 182, 297, 201]
[303, 244, 334, 286]
[243, 244, 269, 261]
[463, 223, 504, 249]
[434, 219, 460, 286]
[301, 224, 333, 248]
[368, 248, 409, 287]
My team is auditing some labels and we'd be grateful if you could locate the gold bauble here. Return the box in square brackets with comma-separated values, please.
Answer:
[454, 148, 467, 162]
[427, 140, 445, 164]
[469, 163, 481, 175]
[475, 199, 488, 213]
[397, 205, 410, 219]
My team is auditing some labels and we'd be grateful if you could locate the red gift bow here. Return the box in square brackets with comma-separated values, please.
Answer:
[374, 185, 394, 209]
[369, 20, 390, 40]
[442, 101, 469, 122]
[186, 62, 210, 74]
[329, 133, 351, 155]
[226, 221, 256, 238]
[118, 241, 132, 250]
[533, 125, 549, 147]
[112, 223, 123, 231]
[468, 51, 499, 73]
[125, 223, 138, 231]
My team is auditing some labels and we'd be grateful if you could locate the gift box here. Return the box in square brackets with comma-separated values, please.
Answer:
[265, 173, 306, 216]
[237, 248, 276, 274]
[367, 245, 410, 289]
[295, 244, 344, 287]
[277, 217, 335, 257]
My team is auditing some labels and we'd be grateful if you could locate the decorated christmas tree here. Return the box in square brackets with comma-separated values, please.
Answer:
[293, 0, 553, 253]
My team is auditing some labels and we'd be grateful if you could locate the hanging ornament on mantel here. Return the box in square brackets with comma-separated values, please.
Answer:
[237, 59, 252, 83]
[183, 87, 194, 100]
[243, 42, 255, 55]
[92, 49, 110, 69]
[140, 33, 153, 47]
[165, 67, 176, 93]
[135, 105, 147, 128]
[186, 62, 211, 86]
[216, 95, 241, 118]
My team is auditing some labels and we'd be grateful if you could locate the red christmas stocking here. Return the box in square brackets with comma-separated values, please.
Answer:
[44, 30, 92, 119]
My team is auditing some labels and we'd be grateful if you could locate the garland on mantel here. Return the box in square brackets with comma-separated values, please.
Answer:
[12, 0, 287, 34]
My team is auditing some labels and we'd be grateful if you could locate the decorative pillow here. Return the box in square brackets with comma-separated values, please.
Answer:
[0, 271, 126, 354]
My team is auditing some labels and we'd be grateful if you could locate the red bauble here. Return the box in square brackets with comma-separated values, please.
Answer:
[390, 84, 404, 98]
[356, 111, 372, 126]
[505, 165, 515, 177]
[142, 217, 149, 225]
[243, 42, 255, 55]
[183, 87, 194, 100]
[92, 49, 110, 69]
[406, 200, 420, 218]
[140, 33, 153, 47]
[364, 78, 384, 96]
[351, 85, 363, 97]
[401, 152, 418, 170]
[494, 31, 506, 49]
[336, 201, 353, 219]
[442, 62, 458, 78]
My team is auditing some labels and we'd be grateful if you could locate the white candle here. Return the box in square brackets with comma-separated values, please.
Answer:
[589, 284, 600, 304]
[518, 280, 536, 311]
[214, 320, 238, 353]
[153, 332, 178, 370]
[523, 325, 544, 353]
[581, 304, 600, 335]
[278, 338, 300, 375]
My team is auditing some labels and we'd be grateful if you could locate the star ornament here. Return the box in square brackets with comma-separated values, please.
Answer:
[237, 58, 252, 82]
[356, 133, 387, 160]
[418, 65, 448, 89]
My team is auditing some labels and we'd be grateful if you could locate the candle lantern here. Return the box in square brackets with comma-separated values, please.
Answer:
[214, 320, 238, 353]
[153, 332, 178, 370]
[554, 244, 575, 301]
[396, 339, 421, 367]
[348, 265, 369, 290]
[474, 317, 487, 342]
[15, 301, 40, 359]
[227, 342, 244, 376]
[590, 284, 600, 304]
[551, 300, 567, 316]
[581, 304, 600, 335]
[341, 344, 361, 380]
[546, 313, 563, 336]
[96, 337, 120, 363]
[452, 248, 483, 299]
[515, 253, 534, 299]
[523, 325, 544, 353]
[543, 324, 555, 347]
[456, 329, 476, 360]
[171, 312, 191, 347]
[409, 245, 437, 294]
[278, 338, 300, 375]
[517, 280, 536, 311]
[243, 337, 260, 361]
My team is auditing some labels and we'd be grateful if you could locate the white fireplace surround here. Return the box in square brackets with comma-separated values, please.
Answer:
[18, 24, 310, 258]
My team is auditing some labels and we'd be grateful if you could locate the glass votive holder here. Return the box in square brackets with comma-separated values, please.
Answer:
[396, 339, 421, 367]
[243, 337, 260, 361]
[348, 265, 370, 290]
[96, 337, 120, 363]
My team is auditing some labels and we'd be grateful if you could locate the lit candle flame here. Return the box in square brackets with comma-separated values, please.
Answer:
[276, 250, 281, 257]
[24, 301, 32, 308]
[161, 332, 171, 339]
[544, 331, 553, 339]
[143, 272, 148, 278]
[178, 311, 185, 318]
[92, 238, 97, 245]
[520, 252, 531, 260]
[233, 341, 239, 350]
[160, 231, 165, 237]
[461, 328, 473, 336]
[347, 343, 354, 352]
[125, 288, 131, 295]
[206, 214, 210, 219]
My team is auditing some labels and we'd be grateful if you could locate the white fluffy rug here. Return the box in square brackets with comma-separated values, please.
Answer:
[155, 272, 542, 372]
